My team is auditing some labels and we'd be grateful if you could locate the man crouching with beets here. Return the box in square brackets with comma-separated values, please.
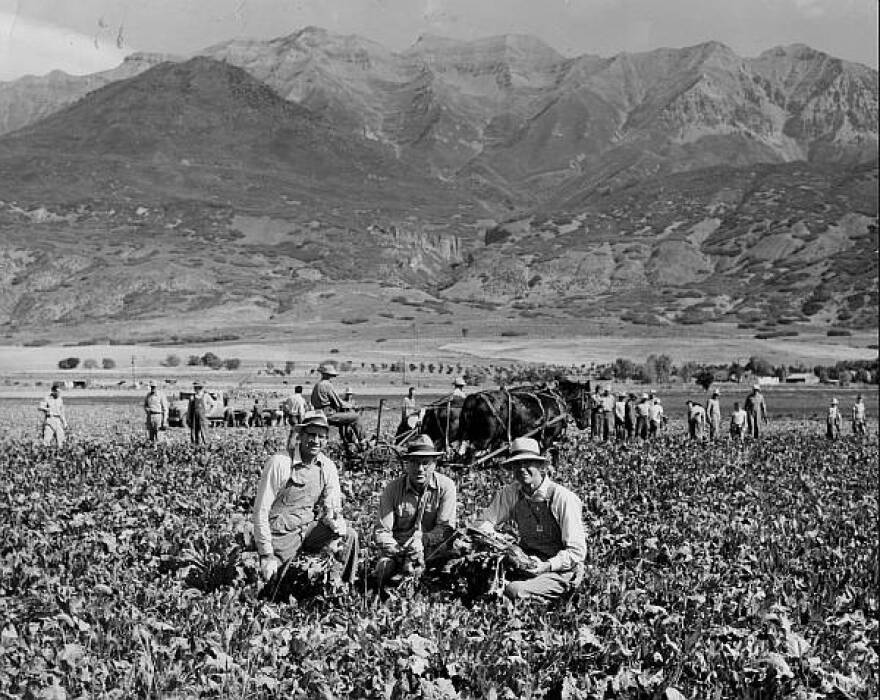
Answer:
[472, 437, 586, 602]
[252, 410, 359, 590]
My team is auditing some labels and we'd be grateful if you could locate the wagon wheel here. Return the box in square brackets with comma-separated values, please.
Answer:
[362, 443, 404, 471]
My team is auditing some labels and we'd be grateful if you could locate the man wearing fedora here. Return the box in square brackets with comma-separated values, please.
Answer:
[472, 437, 586, 602]
[706, 389, 721, 440]
[373, 435, 458, 586]
[451, 377, 467, 402]
[188, 381, 215, 445]
[310, 364, 367, 449]
[744, 383, 768, 439]
[826, 398, 842, 441]
[252, 410, 359, 589]
[143, 380, 169, 442]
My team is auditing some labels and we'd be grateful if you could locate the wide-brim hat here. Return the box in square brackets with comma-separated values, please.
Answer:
[502, 437, 550, 467]
[831, 398, 839, 404]
[403, 434, 444, 458]
[193, 381, 204, 388]
[148, 380, 157, 387]
[295, 410, 330, 433]
[752, 383, 761, 390]
[453, 377, 466, 387]
[641, 393, 649, 400]
[712, 389, 719, 396]
[318, 363, 338, 376]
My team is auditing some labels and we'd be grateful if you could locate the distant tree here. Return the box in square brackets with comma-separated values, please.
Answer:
[101, 358, 116, 370]
[265, 361, 275, 372]
[409, 363, 417, 373]
[83, 358, 99, 370]
[695, 370, 715, 392]
[419, 362, 426, 373]
[774, 365, 788, 382]
[613, 357, 639, 380]
[678, 361, 701, 383]
[463, 366, 487, 386]
[340, 361, 353, 372]
[187, 355, 201, 366]
[428, 363, 436, 374]
[599, 366, 614, 380]
[284, 361, 296, 375]
[223, 358, 241, 371]
[645, 354, 672, 384]
[58, 357, 80, 370]
[838, 369, 852, 387]
[161, 354, 181, 368]
[201, 352, 222, 369]
[747, 356, 774, 377]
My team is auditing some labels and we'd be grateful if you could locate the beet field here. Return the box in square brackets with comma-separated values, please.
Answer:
[0, 403, 877, 699]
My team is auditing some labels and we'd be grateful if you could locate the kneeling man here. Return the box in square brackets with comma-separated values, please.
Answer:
[252, 410, 359, 588]
[473, 437, 585, 602]
[373, 435, 457, 585]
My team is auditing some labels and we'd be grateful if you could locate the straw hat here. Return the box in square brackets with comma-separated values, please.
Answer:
[295, 410, 330, 433]
[318, 364, 338, 376]
[403, 434, 444, 458]
[502, 437, 550, 467]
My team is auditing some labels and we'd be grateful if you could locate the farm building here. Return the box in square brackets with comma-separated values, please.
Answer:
[786, 373, 820, 384]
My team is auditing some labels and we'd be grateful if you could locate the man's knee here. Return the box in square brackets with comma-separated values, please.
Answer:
[503, 580, 531, 600]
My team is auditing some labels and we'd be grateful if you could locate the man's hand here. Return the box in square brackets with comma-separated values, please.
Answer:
[524, 559, 552, 576]
[260, 555, 280, 581]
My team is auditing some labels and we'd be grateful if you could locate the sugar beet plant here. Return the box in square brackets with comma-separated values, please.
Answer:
[0, 409, 877, 699]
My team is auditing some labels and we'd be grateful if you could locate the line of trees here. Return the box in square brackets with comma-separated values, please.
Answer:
[58, 357, 116, 370]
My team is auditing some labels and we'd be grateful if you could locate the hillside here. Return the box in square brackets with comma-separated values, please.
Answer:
[0, 31, 876, 341]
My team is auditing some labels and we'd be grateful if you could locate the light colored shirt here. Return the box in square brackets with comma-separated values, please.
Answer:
[39, 395, 66, 421]
[374, 472, 457, 554]
[403, 396, 419, 418]
[311, 379, 344, 413]
[731, 408, 747, 426]
[648, 401, 664, 422]
[601, 394, 616, 412]
[451, 388, 466, 400]
[827, 406, 841, 424]
[474, 477, 586, 573]
[688, 404, 706, 422]
[706, 398, 721, 422]
[190, 390, 216, 416]
[852, 402, 865, 421]
[283, 394, 308, 422]
[144, 390, 169, 416]
[636, 401, 650, 417]
[614, 400, 626, 421]
[251, 445, 343, 557]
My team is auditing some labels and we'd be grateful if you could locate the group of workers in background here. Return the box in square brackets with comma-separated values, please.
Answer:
[36, 374, 871, 447]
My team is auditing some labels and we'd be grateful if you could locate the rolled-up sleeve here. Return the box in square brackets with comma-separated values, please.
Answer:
[547, 490, 586, 572]
[318, 458, 343, 514]
[252, 455, 289, 557]
[424, 479, 457, 549]
[374, 482, 400, 555]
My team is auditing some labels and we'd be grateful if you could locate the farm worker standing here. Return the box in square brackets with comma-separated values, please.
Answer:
[686, 401, 706, 440]
[589, 386, 603, 440]
[706, 389, 722, 439]
[472, 437, 586, 602]
[614, 393, 627, 441]
[635, 393, 650, 439]
[282, 385, 308, 427]
[851, 394, 867, 436]
[252, 411, 359, 587]
[143, 380, 169, 442]
[402, 386, 419, 422]
[601, 388, 616, 441]
[310, 364, 367, 449]
[730, 401, 747, 441]
[826, 398, 842, 441]
[648, 398, 664, 438]
[188, 382, 214, 445]
[744, 384, 768, 438]
[373, 435, 457, 586]
[624, 393, 638, 441]
[38, 383, 68, 446]
[451, 377, 467, 402]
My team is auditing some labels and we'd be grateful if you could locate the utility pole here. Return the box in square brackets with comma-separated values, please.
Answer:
[131, 355, 136, 385]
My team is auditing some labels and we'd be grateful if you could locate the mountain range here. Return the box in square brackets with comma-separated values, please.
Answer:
[0, 28, 876, 341]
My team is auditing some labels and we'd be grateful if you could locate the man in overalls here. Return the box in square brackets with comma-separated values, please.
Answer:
[373, 435, 457, 586]
[252, 411, 359, 589]
[188, 382, 214, 445]
[38, 383, 68, 446]
[472, 437, 586, 602]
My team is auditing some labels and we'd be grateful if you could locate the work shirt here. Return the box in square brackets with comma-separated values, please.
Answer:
[731, 408, 747, 427]
[688, 405, 706, 422]
[827, 406, 841, 425]
[745, 392, 767, 420]
[474, 477, 586, 573]
[636, 401, 650, 417]
[852, 402, 866, 421]
[39, 395, 66, 420]
[601, 394, 616, 412]
[374, 472, 457, 555]
[144, 390, 169, 416]
[311, 379, 345, 413]
[706, 398, 721, 423]
[648, 401, 664, 423]
[190, 390, 215, 417]
[283, 394, 308, 422]
[252, 446, 343, 557]
[451, 388, 466, 401]
[614, 400, 626, 421]
[403, 396, 419, 418]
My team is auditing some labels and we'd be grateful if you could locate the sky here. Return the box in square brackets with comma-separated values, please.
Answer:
[1, 0, 877, 81]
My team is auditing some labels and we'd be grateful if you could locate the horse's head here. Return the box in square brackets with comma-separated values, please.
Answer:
[557, 378, 591, 430]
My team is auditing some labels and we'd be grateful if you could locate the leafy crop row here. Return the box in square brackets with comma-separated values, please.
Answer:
[0, 405, 877, 698]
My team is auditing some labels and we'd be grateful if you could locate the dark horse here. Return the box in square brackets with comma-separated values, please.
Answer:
[405, 397, 465, 450]
[457, 379, 591, 458]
